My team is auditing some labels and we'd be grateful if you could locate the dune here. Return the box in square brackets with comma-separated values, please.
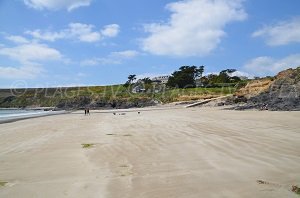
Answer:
[0, 107, 299, 197]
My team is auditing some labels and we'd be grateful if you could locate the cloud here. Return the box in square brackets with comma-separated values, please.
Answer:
[244, 54, 300, 76]
[252, 17, 300, 46]
[110, 50, 139, 59]
[81, 50, 140, 66]
[0, 65, 43, 80]
[5, 35, 30, 44]
[80, 58, 119, 66]
[68, 23, 101, 42]
[141, 0, 247, 57]
[101, 24, 120, 37]
[230, 70, 253, 78]
[23, 0, 92, 11]
[25, 23, 120, 43]
[0, 43, 63, 63]
[0, 43, 63, 80]
[24, 30, 65, 42]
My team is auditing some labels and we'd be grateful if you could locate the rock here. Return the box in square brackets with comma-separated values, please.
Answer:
[233, 67, 300, 111]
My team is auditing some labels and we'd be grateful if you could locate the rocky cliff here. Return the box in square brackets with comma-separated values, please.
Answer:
[233, 67, 300, 110]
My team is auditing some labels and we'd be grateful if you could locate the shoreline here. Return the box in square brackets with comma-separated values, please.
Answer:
[0, 104, 184, 124]
[1, 103, 298, 125]
[0, 110, 68, 124]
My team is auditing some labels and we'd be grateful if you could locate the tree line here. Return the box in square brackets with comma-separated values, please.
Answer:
[124, 65, 244, 89]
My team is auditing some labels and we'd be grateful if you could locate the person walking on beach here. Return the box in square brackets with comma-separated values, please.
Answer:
[87, 108, 90, 115]
[84, 108, 87, 115]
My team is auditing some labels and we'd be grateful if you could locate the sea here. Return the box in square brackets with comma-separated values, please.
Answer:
[0, 109, 64, 122]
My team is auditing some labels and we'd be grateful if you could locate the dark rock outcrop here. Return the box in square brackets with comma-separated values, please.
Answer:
[233, 67, 300, 111]
[56, 97, 157, 110]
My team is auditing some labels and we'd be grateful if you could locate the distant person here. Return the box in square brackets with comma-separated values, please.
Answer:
[87, 108, 90, 115]
[84, 108, 87, 115]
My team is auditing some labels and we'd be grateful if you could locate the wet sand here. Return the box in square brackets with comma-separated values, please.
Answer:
[0, 107, 299, 197]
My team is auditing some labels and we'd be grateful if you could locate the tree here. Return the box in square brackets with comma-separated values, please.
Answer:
[123, 74, 136, 87]
[204, 69, 241, 85]
[167, 66, 204, 88]
[141, 77, 152, 84]
[217, 71, 230, 83]
[199, 65, 205, 78]
[206, 74, 219, 85]
[221, 69, 237, 74]
[128, 74, 136, 83]
[220, 69, 241, 83]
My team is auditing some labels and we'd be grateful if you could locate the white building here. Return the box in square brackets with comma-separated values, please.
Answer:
[151, 75, 170, 84]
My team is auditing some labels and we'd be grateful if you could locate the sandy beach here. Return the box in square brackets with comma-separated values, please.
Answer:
[0, 107, 299, 198]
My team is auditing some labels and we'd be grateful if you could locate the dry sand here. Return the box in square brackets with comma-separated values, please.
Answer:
[0, 107, 300, 198]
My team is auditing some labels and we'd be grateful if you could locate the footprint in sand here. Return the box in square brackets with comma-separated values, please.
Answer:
[118, 164, 133, 177]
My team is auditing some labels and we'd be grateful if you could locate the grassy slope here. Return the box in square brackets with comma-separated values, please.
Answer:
[0, 84, 236, 108]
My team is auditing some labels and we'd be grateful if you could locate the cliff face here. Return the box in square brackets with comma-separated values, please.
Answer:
[235, 78, 274, 99]
[234, 67, 300, 110]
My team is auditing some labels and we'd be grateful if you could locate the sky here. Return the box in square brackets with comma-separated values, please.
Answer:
[0, 0, 300, 88]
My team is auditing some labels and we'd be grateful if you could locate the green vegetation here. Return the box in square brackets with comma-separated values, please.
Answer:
[0, 65, 245, 108]
[123, 74, 137, 88]
[292, 185, 300, 195]
[81, 143, 95, 148]
[200, 69, 242, 86]
[0, 83, 237, 108]
[166, 66, 242, 89]
[0, 181, 8, 187]
[167, 65, 204, 88]
[140, 77, 152, 84]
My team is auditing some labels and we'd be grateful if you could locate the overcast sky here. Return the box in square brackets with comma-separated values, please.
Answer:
[0, 0, 300, 88]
